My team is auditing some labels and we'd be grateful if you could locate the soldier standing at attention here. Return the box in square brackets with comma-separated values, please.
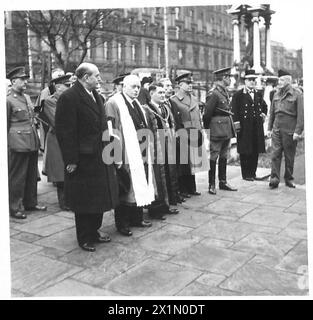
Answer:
[267, 69, 304, 189]
[203, 67, 237, 195]
[7, 66, 47, 219]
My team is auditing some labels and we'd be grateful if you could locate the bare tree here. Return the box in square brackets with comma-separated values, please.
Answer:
[17, 9, 115, 71]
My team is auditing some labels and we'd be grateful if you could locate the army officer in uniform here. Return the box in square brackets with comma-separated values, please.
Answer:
[7, 66, 47, 219]
[203, 67, 237, 195]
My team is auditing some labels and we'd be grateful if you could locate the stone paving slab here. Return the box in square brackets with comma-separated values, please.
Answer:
[106, 258, 202, 296]
[164, 206, 216, 228]
[200, 199, 258, 218]
[12, 231, 43, 243]
[11, 253, 82, 295]
[239, 207, 299, 228]
[219, 255, 308, 296]
[275, 240, 308, 274]
[35, 279, 117, 297]
[279, 219, 308, 240]
[169, 242, 254, 276]
[10, 238, 43, 262]
[231, 232, 299, 257]
[284, 199, 307, 215]
[33, 227, 78, 252]
[12, 215, 74, 237]
[190, 218, 281, 242]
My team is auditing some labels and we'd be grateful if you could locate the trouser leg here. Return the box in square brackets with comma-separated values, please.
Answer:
[74, 213, 93, 246]
[240, 154, 250, 178]
[250, 151, 259, 178]
[270, 129, 283, 183]
[56, 182, 65, 209]
[8, 151, 29, 214]
[114, 204, 131, 230]
[90, 213, 104, 240]
[282, 131, 297, 182]
[130, 206, 143, 226]
[23, 151, 38, 208]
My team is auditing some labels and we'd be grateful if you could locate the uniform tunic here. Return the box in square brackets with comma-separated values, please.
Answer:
[7, 89, 40, 213]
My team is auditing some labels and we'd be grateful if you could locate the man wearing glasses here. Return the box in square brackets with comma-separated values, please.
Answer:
[203, 67, 237, 195]
[231, 69, 268, 181]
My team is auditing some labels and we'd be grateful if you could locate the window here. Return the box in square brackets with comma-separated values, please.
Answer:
[83, 10, 87, 25]
[146, 44, 152, 63]
[103, 41, 108, 60]
[131, 44, 136, 61]
[176, 26, 180, 39]
[189, 9, 194, 19]
[175, 7, 180, 20]
[118, 42, 122, 60]
[178, 48, 184, 65]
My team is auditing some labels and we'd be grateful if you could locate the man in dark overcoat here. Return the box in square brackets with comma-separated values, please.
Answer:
[7, 66, 47, 219]
[203, 67, 237, 195]
[55, 62, 119, 252]
[267, 69, 304, 189]
[169, 72, 203, 198]
[231, 69, 268, 181]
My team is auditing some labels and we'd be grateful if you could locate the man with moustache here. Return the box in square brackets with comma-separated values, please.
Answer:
[203, 67, 237, 195]
[55, 62, 119, 252]
[267, 69, 304, 189]
[169, 72, 203, 198]
[105, 74, 153, 237]
[231, 69, 268, 181]
[7, 66, 47, 219]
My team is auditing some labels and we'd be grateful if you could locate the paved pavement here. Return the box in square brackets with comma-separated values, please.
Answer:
[10, 160, 308, 297]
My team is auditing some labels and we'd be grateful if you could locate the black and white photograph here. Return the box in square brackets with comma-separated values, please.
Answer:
[1, 0, 312, 300]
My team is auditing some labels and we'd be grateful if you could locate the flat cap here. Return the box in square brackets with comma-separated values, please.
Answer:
[51, 68, 65, 81]
[244, 69, 257, 79]
[112, 73, 131, 85]
[213, 67, 232, 76]
[175, 72, 193, 83]
[278, 69, 291, 77]
[7, 66, 29, 80]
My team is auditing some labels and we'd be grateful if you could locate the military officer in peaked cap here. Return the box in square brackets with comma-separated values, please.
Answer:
[267, 69, 304, 189]
[203, 67, 237, 195]
[7, 66, 47, 219]
[169, 72, 203, 197]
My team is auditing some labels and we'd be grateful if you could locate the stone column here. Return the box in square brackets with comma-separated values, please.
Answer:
[232, 17, 240, 64]
[251, 14, 263, 74]
[265, 16, 274, 73]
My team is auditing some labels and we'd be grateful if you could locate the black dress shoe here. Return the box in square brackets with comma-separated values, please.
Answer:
[243, 177, 254, 181]
[80, 243, 96, 252]
[95, 234, 111, 243]
[253, 176, 264, 181]
[24, 205, 47, 211]
[118, 228, 133, 236]
[269, 182, 279, 189]
[136, 220, 152, 228]
[219, 182, 237, 191]
[190, 191, 201, 196]
[167, 208, 179, 215]
[10, 211, 27, 219]
[60, 205, 71, 211]
[285, 180, 296, 188]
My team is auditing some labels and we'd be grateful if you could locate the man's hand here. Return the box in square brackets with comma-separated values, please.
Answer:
[66, 164, 77, 173]
[261, 113, 266, 122]
[115, 162, 123, 169]
[267, 130, 272, 138]
[293, 132, 301, 141]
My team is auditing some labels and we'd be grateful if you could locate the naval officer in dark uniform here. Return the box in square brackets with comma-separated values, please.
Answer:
[203, 67, 237, 195]
[7, 66, 47, 219]
[231, 69, 268, 181]
[267, 69, 304, 189]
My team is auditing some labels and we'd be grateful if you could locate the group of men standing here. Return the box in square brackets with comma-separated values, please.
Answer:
[6, 62, 304, 252]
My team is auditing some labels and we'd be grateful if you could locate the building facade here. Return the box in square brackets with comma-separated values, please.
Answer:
[5, 6, 303, 99]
